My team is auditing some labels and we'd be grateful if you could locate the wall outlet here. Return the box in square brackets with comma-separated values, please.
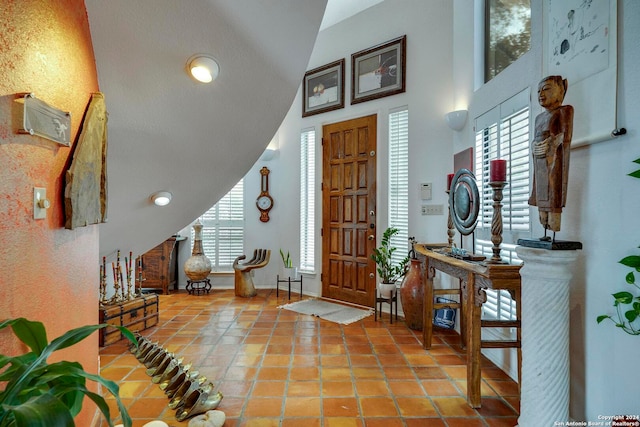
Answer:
[421, 204, 444, 215]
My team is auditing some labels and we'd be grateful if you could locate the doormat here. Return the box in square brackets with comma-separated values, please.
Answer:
[278, 299, 374, 325]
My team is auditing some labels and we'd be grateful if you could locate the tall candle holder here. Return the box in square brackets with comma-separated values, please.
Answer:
[136, 256, 145, 296]
[446, 189, 455, 248]
[488, 181, 507, 264]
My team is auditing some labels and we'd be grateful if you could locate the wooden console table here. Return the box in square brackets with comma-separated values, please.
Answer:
[415, 243, 522, 408]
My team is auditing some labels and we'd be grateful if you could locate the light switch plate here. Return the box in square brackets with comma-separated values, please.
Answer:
[421, 204, 444, 215]
[34, 187, 47, 219]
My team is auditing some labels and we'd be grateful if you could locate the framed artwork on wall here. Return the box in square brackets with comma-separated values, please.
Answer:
[351, 35, 406, 105]
[302, 58, 345, 117]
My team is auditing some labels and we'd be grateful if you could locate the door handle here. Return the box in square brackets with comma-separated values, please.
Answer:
[368, 235, 374, 241]
[369, 273, 375, 279]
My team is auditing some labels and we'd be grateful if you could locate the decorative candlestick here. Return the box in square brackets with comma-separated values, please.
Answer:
[99, 264, 107, 304]
[488, 181, 507, 264]
[136, 256, 145, 296]
[446, 189, 455, 248]
[110, 261, 121, 304]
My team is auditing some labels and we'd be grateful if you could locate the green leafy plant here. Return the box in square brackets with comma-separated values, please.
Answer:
[0, 318, 137, 427]
[279, 249, 292, 268]
[597, 158, 640, 336]
[596, 251, 640, 335]
[371, 227, 409, 284]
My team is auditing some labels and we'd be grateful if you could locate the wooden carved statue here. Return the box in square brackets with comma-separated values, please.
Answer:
[233, 249, 270, 297]
[528, 75, 574, 241]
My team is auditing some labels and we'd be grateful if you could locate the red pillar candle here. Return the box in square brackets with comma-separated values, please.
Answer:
[447, 173, 455, 190]
[490, 159, 507, 182]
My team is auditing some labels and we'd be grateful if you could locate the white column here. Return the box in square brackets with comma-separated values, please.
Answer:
[515, 246, 579, 427]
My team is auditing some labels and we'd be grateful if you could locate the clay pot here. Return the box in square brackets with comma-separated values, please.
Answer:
[400, 258, 424, 330]
[184, 220, 212, 281]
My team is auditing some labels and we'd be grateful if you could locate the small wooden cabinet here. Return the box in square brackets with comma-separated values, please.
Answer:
[138, 237, 181, 294]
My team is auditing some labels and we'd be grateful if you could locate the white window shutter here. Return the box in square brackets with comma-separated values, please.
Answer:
[300, 128, 316, 273]
[389, 107, 410, 264]
[474, 89, 530, 322]
[198, 179, 244, 271]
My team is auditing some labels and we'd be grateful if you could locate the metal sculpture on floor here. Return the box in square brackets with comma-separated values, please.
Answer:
[130, 334, 224, 422]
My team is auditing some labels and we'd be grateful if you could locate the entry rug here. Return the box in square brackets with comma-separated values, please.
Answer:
[278, 299, 373, 325]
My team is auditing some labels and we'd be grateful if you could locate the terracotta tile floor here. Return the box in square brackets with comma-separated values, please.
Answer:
[98, 290, 519, 426]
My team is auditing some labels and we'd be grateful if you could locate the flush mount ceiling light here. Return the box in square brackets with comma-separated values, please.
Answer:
[444, 109, 468, 132]
[150, 191, 172, 207]
[187, 55, 220, 83]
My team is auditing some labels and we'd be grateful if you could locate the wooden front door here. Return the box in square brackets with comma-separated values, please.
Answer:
[322, 115, 377, 307]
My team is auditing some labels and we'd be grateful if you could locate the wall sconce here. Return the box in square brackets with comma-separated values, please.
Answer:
[150, 191, 172, 206]
[445, 109, 468, 131]
[260, 148, 278, 161]
[187, 55, 220, 83]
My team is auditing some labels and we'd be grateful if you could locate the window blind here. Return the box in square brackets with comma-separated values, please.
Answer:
[198, 179, 244, 271]
[300, 128, 316, 273]
[389, 107, 409, 264]
[474, 89, 530, 322]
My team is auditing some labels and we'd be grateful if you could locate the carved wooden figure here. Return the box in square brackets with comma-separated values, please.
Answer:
[233, 249, 270, 297]
[528, 75, 574, 240]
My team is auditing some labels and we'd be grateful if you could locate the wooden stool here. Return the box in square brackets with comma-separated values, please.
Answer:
[375, 286, 398, 323]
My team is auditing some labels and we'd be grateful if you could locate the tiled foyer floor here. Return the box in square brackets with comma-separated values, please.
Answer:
[98, 289, 519, 427]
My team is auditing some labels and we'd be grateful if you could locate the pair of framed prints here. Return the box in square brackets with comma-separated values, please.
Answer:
[302, 35, 406, 117]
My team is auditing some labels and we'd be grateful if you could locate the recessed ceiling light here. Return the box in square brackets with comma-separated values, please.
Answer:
[150, 191, 172, 206]
[187, 55, 220, 83]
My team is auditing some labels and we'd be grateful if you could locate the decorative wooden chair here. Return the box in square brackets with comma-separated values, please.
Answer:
[232, 249, 270, 297]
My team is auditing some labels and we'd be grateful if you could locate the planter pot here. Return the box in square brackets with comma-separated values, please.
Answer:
[400, 258, 424, 330]
[378, 282, 396, 299]
[281, 266, 299, 280]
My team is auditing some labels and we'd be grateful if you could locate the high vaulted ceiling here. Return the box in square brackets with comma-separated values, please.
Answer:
[86, 0, 327, 257]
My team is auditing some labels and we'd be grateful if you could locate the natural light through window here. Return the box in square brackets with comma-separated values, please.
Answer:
[474, 89, 530, 321]
[197, 180, 244, 272]
[300, 128, 316, 273]
[389, 107, 409, 264]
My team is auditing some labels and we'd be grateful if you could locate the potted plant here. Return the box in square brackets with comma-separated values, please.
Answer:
[371, 227, 409, 298]
[0, 318, 136, 427]
[279, 249, 297, 279]
[597, 158, 640, 336]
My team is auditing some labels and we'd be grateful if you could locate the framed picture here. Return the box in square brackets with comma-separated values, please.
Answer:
[302, 58, 345, 117]
[351, 35, 406, 105]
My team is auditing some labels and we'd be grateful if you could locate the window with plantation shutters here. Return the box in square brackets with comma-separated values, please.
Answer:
[389, 107, 409, 264]
[300, 128, 316, 273]
[197, 179, 244, 272]
[474, 89, 530, 322]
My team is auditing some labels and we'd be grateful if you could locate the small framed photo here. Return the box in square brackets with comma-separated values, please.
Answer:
[351, 35, 406, 105]
[302, 58, 345, 117]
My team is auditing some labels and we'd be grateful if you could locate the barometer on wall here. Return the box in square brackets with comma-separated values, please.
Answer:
[256, 166, 273, 222]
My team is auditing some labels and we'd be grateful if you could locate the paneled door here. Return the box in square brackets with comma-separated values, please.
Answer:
[322, 115, 377, 307]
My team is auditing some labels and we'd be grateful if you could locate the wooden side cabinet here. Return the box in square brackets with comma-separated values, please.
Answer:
[137, 237, 180, 294]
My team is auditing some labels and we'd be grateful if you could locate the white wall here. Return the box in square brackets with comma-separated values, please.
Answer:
[452, 0, 640, 419]
[252, 0, 456, 298]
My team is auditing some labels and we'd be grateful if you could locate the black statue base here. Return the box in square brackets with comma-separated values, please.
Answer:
[517, 238, 583, 250]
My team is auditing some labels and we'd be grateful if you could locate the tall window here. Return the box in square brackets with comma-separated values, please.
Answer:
[388, 107, 409, 264]
[198, 180, 244, 272]
[300, 128, 316, 273]
[485, 0, 531, 82]
[474, 89, 530, 320]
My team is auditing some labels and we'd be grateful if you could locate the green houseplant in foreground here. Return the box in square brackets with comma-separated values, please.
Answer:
[371, 227, 409, 285]
[597, 158, 640, 336]
[0, 318, 137, 427]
